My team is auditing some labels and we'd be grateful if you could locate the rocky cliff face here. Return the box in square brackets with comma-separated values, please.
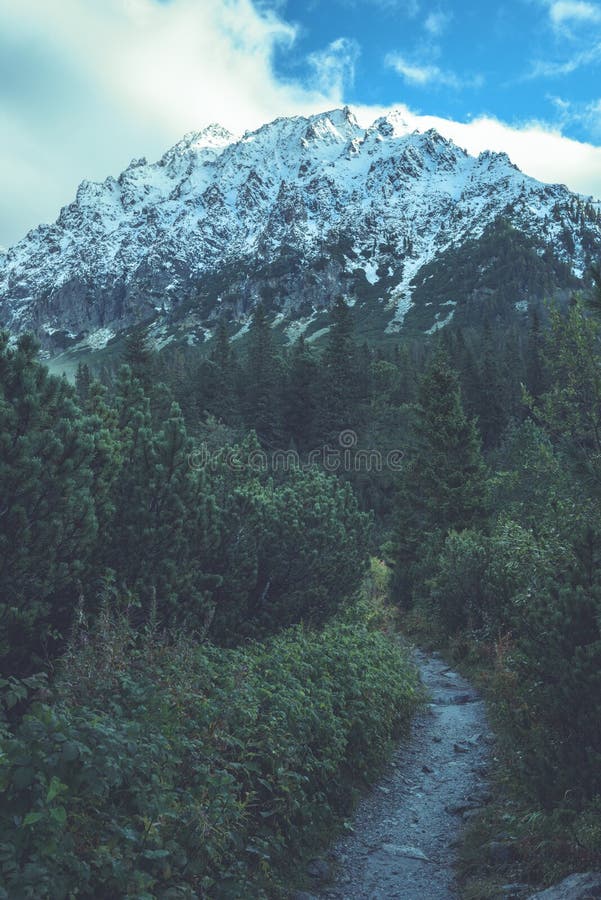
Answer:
[1, 107, 600, 351]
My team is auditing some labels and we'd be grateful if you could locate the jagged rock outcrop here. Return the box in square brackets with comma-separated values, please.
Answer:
[1, 107, 600, 351]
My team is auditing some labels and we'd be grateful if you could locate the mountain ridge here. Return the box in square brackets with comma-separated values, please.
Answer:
[1, 106, 600, 354]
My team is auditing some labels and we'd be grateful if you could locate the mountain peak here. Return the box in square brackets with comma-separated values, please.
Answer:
[301, 107, 361, 144]
[1, 106, 598, 352]
[477, 148, 520, 172]
[194, 123, 236, 147]
[161, 124, 236, 163]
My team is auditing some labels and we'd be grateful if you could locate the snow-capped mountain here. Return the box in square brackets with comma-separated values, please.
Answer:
[1, 106, 600, 352]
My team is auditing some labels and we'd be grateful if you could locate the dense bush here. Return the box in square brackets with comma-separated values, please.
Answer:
[0, 335, 98, 676]
[496, 576, 601, 806]
[0, 613, 419, 899]
[395, 306, 601, 813]
[0, 339, 370, 672]
[208, 455, 371, 641]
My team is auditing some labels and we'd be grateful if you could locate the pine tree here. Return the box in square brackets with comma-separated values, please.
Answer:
[475, 322, 508, 449]
[585, 264, 601, 318]
[123, 325, 155, 393]
[392, 352, 487, 606]
[283, 335, 319, 452]
[0, 333, 98, 675]
[101, 366, 221, 627]
[526, 307, 546, 400]
[210, 319, 239, 423]
[75, 362, 92, 405]
[319, 297, 357, 440]
[243, 304, 282, 445]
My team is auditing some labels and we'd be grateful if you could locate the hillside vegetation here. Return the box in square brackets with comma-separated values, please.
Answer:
[0, 331, 418, 898]
[2, 265, 601, 896]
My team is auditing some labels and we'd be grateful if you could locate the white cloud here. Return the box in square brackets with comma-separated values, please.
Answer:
[385, 52, 481, 88]
[528, 41, 601, 77]
[550, 94, 601, 137]
[549, 0, 601, 27]
[0, 0, 600, 251]
[338, 0, 420, 14]
[529, 1, 601, 77]
[0, 0, 338, 246]
[307, 38, 360, 95]
[424, 10, 452, 36]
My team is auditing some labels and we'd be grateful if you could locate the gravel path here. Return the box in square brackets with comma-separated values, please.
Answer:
[314, 648, 493, 900]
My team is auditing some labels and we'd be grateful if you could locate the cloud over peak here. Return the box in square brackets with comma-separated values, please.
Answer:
[385, 52, 482, 89]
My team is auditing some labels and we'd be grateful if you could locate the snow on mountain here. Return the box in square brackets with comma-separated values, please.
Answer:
[0, 106, 599, 350]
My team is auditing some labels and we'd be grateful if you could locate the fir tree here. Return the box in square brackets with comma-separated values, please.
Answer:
[0, 334, 98, 675]
[283, 335, 319, 451]
[243, 304, 282, 445]
[320, 297, 357, 440]
[75, 362, 92, 405]
[210, 319, 239, 423]
[474, 322, 508, 449]
[392, 352, 487, 605]
[123, 325, 155, 393]
[526, 307, 546, 400]
[101, 366, 221, 627]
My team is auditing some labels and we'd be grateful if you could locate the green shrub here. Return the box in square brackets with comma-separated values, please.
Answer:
[428, 529, 489, 633]
[496, 579, 601, 806]
[0, 612, 419, 899]
[0, 335, 99, 677]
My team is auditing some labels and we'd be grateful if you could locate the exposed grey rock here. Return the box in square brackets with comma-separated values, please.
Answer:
[445, 800, 481, 815]
[379, 844, 430, 861]
[500, 884, 531, 899]
[312, 649, 493, 899]
[462, 808, 482, 822]
[527, 872, 601, 899]
[1, 108, 599, 352]
[468, 791, 492, 804]
[451, 692, 479, 705]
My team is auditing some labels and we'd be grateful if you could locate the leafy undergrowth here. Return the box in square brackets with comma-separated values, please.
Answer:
[400, 609, 601, 897]
[0, 600, 419, 899]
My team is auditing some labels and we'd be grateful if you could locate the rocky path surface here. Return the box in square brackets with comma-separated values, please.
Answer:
[313, 648, 494, 900]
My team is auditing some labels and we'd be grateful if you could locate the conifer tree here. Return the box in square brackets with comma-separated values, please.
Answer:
[284, 335, 319, 451]
[75, 361, 92, 404]
[392, 352, 487, 605]
[102, 366, 221, 627]
[210, 318, 239, 423]
[526, 307, 546, 400]
[585, 264, 601, 318]
[0, 334, 98, 674]
[243, 304, 282, 445]
[475, 322, 508, 449]
[123, 325, 155, 393]
[320, 297, 357, 440]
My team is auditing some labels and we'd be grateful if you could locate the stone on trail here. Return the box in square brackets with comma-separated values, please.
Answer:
[380, 844, 430, 861]
[527, 872, 601, 899]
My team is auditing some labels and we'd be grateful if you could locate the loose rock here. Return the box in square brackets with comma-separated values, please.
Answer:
[311, 648, 493, 899]
[527, 872, 601, 899]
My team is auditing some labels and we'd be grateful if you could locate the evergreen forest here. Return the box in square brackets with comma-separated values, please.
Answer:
[2, 276, 601, 897]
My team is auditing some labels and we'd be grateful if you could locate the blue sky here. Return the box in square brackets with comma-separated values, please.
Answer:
[0, 0, 600, 247]
[270, 0, 601, 139]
